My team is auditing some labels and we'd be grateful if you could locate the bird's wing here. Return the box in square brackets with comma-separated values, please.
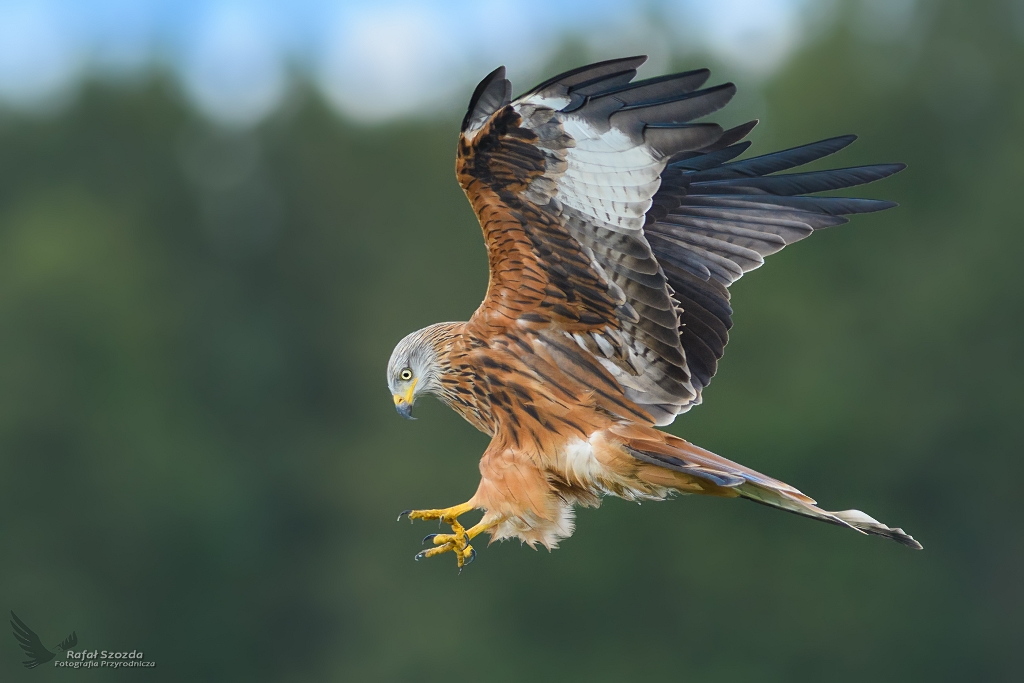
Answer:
[458, 58, 903, 424]
[645, 135, 903, 404]
[10, 612, 56, 668]
[58, 631, 78, 650]
[459, 57, 734, 423]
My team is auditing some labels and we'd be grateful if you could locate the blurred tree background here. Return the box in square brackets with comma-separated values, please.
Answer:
[1, 0, 1022, 681]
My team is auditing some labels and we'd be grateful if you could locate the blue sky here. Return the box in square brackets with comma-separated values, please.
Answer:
[0, 0, 918, 124]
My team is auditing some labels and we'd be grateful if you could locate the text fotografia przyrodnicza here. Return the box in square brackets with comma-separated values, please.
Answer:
[55, 649, 155, 668]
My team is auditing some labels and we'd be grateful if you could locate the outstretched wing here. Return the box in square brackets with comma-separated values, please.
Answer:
[460, 57, 734, 424]
[10, 612, 56, 669]
[646, 135, 904, 404]
[458, 57, 903, 424]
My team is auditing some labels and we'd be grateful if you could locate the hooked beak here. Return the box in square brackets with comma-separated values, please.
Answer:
[393, 380, 417, 420]
[394, 399, 415, 420]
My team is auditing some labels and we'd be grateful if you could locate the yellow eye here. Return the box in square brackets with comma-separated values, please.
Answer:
[399, 369, 413, 381]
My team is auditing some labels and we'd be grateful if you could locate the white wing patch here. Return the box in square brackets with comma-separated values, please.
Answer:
[556, 117, 665, 233]
[518, 92, 572, 110]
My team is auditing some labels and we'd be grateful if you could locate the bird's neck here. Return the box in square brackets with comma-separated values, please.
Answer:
[430, 324, 499, 436]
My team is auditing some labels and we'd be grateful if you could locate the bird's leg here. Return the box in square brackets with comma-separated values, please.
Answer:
[397, 502, 495, 570]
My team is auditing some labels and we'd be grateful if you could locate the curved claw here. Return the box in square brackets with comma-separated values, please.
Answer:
[397, 510, 413, 522]
[414, 550, 427, 561]
[464, 547, 477, 565]
[422, 534, 438, 545]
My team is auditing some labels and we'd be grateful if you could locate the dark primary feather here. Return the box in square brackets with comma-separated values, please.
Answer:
[462, 66, 512, 134]
[647, 134, 905, 402]
[566, 68, 711, 112]
[519, 55, 648, 109]
[612, 82, 736, 129]
[685, 135, 857, 180]
[690, 164, 905, 196]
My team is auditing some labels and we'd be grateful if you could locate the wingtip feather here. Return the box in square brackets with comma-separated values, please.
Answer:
[462, 65, 510, 133]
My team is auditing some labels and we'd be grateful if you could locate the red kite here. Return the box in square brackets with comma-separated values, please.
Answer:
[388, 57, 918, 569]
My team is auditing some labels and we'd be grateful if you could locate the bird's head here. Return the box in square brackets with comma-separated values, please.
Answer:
[386, 323, 457, 419]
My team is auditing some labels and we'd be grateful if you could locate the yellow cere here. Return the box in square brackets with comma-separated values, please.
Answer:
[394, 378, 417, 405]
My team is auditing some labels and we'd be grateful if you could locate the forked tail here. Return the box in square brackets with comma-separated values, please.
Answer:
[613, 425, 922, 549]
[731, 475, 922, 549]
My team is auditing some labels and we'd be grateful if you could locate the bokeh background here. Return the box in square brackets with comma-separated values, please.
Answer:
[1, 0, 1021, 680]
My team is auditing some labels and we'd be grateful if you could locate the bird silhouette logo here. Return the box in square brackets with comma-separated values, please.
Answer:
[10, 612, 78, 669]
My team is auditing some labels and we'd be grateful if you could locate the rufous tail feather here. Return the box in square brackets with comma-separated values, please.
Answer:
[620, 427, 922, 549]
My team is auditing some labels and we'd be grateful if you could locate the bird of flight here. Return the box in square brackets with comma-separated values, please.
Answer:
[388, 56, 920, 570]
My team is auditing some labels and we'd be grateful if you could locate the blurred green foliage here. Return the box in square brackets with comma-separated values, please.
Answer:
[1, 1, 1022, 681]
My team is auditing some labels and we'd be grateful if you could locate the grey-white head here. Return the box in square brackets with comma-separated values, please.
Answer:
[386, 322, 458, 419]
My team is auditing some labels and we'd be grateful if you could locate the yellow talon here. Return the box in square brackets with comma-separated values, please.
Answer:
[398, 503, 497, 570]
[398, 501, 475, 524]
